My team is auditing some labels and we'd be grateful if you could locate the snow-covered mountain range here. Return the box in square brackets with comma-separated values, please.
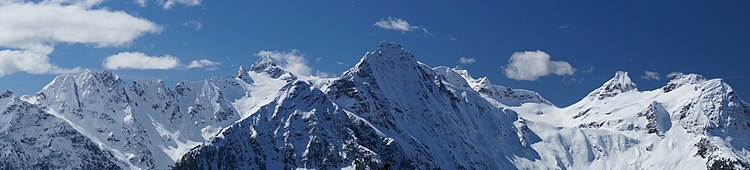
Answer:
[1, 42, 749, 170]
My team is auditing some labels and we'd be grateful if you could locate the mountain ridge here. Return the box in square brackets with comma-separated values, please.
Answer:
[0, 42, 748, 170]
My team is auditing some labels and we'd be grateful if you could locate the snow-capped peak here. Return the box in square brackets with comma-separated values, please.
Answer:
[369, 41, 417, 63]
[250, 55, 277, 70]
[587, 71, 638, 100]
[345, 41, 421, 81]
[662, 72, 706, 92]
[236, 66, 253, 84]
[249, 55, 296, 80]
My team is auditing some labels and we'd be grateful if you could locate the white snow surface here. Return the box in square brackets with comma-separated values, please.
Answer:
[1, 42, 749, 170]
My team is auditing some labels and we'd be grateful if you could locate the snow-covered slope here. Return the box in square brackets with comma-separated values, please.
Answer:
[2, 41, 749, 170]
[23, 69, 253, 169]
[176, 42, 541, 169]
[433, 66, 551, 107]
[323, 42, 538, 169]
[175, 80, 410, 169]
[0, 90, 125, 169]
[510, 71, 750, 169]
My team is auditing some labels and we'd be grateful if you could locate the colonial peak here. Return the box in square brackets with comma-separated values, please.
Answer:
[588, 71, 638, 100]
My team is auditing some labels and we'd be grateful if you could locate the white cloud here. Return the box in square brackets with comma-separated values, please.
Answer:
[503, 51, 576, 81]
[459, 57, 476, 65]
[641, 71, 661, 81]
[374, 17, 430, 36]
[133, 0, 201, 9]
[0, 49, 81, 77]
[183, 20, 202, 30]
[103, 51, 219, 70]
[135, 0, 147, 6]
[162, 0, 200, 9]
[0, 2, 160, 52]
[187, 59, 220, 70]
[374, 17, 415, 32]
[0, 1, 160, 77]
[103, 52, 180, 70]
[256, 49, 312, 76]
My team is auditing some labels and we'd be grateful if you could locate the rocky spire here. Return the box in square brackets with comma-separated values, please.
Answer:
[588, 71, 638, 100]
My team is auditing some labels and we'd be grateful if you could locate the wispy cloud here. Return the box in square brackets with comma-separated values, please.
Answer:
[187, 59, 220, 70]
[374, 17, 430, 36]
[183, 20, 202, 30]
[503, 51, 576, 81]
[134, 0, 202, 9]
[557, 25, 572, 30]
[641, 71, 661, 81]
[449, 34, 459, 41]
[459, 57, 476, 65]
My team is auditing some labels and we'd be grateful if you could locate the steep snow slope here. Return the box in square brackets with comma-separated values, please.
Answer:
[0, 90, 125, 169]
[175, 81, 411, 169]
[2, 41, 749, 170]
[13, 56, 330, 169]
[175, 42, 544, 169]
[26, 70, 251, 169]
[319, 42, 538, 169]
[510, 71, 750, 169]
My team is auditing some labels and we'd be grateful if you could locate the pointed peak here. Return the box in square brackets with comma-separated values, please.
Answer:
[250, 55, 279, 71]
[353, 41, 417, 71]
[373, 41, 411, 56]
[588, 71, 638, 100]
[377, 41, 403, 49]
[604, 71, 637, 90]
[236, 66, 253, 84]
[249, 55, 296, 80]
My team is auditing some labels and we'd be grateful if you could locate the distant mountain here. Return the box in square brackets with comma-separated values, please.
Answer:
[1, 42, 748, 170]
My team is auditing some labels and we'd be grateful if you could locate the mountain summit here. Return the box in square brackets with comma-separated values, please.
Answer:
[1, 42, 749, 170]
[250, 55, 296, 80]
[587, 71, 638, 100]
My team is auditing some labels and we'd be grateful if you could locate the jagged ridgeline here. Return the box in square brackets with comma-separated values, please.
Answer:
[1, 42, 749, 170]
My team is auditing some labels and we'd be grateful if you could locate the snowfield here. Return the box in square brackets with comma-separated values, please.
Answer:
[1, 42, 749, 170]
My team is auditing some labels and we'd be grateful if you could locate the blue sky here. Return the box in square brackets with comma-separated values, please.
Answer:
[0, 0, 748, 106]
